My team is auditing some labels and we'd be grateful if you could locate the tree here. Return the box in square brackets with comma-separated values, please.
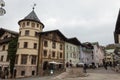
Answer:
[8, 37, 18, 78]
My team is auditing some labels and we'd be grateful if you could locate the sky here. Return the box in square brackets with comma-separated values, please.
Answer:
[0, 0, 120, 46]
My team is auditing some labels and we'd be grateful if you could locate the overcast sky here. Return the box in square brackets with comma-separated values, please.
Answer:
[1, 0, 120, 46]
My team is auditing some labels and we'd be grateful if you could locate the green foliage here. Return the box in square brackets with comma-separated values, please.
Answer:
[8, 37, 18, 77]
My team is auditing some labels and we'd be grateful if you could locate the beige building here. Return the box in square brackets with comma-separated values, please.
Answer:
[38, 30, 66, 75]
[15, 10, 44, 78]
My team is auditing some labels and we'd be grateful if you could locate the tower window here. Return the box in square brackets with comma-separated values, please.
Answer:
[31, 55, 37, 65]
[33, 43, 37, 49]
[25, 30, 29, 36]
[35, 32, 38, 37]
[27, 22, 30, 26]
[22, 22, 25, 27]
[32, 23, 35, 28]
[37, 24, 39, 28]
[21, 54, 27, 64]
[19, 31, 21, 36]
[24, 42, 28, 48]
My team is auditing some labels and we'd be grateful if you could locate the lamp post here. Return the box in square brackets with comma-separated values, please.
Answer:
[0, 0, 6, 16]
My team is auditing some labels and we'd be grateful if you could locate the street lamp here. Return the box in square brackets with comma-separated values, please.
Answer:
[0, 0, 6, 16]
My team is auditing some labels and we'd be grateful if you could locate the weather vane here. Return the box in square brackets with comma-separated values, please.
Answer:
[32, 3, 36, 10]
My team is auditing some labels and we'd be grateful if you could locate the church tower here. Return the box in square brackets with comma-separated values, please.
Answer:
[114, 10, 120, 43]
[15, 9, 44, 77]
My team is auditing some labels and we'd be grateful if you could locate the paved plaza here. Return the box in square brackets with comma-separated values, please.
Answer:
[10, 67, 120, 80]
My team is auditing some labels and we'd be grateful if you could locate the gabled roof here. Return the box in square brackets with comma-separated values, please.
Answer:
[0, 28, 18, 37]
[18, 10, 44, 28]
[67, 37, 81, 45]
[39, 29, 67, 41]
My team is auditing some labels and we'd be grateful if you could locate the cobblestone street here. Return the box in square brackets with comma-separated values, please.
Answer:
[13, 67, 120, 80]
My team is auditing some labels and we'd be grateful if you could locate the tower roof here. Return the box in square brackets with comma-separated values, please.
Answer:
[18, 10, 44, 28]
[115, 9, 120, 34]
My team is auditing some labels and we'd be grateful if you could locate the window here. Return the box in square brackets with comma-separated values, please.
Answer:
[15, 55, 18, 64]
[37, 24, 39, 28]
[31, 55, 36, 65]
[52, 51, 55, 57]
[32, 23, 35, 27]
[60, 53, 62, 58]
[60, 44, 63, 50]
[21, 71, 25, 76]
[25, 30, 29, 36]
[1, 56, 4, 61]
[35, 32, 38, 37]
[52, 42, 56, 49]
[27, 22, 30, 26]
[19, 31, 21, 36]
[17, 43, 19, 48]
[4, 35, 8, 39]
[43, 50, 47, 57]
[6, 55, 9, 62]
[32, 71, 35, 75]
[22, 22, 25, 27]
[24, 42, 28, 48]
[33, 43, 37, 49]
[2, 45, 5, 50]
[21, 55, 27, 64]
[44, 41, 48, 47]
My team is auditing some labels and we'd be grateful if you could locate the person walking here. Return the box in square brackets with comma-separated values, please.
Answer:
[83, 63, 87, 73]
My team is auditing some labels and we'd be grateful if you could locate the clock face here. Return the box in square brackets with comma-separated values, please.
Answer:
[0, 7, 6, 16]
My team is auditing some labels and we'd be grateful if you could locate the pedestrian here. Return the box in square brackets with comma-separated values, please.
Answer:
[83, 63, 87, 73]
[104, 62, 108, 70]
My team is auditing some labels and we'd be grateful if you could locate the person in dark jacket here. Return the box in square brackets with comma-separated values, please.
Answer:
[83, 64, 87, 73]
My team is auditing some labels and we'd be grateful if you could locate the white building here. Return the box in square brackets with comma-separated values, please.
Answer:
[65, 38, 81, 67]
